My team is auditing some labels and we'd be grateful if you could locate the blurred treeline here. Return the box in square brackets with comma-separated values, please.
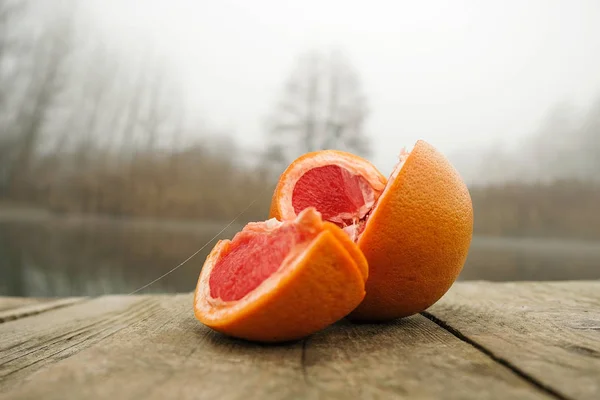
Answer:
[471, 99, 600, 240]
[471, 181, 600, 240]
[0, 1, 275, 221]
[1, 1, 599, 240]
[0, 1, 372, 223]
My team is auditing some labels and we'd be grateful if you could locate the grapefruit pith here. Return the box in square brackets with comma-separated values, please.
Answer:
[193, 207, 367, 342]
[269, 140, 473, 321]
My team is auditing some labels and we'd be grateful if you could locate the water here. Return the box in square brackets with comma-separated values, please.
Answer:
[0, 216, 242, 297]
[1, 215, 600, 297]
[461, 236, 600, 281]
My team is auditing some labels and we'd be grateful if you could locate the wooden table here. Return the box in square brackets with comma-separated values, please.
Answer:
[1, 281, 598, 400]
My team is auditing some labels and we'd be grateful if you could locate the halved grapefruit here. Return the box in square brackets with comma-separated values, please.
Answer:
[269, 150, 387, 241]
[269, 140, 473, 321]
[193, 207, 368, 342]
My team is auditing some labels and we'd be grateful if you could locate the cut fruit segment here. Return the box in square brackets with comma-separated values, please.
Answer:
[269, 140, 474, 321]
[269, 150, 387, 238]
[194, 208, 368, 342]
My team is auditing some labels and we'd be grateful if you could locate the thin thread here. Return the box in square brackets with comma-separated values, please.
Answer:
[127, 195, 262, 295]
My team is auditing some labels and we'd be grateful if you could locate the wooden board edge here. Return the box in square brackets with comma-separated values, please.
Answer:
[0, 297, 88, 323]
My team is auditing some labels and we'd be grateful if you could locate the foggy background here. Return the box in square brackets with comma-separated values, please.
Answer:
[1, 0, 600, 297]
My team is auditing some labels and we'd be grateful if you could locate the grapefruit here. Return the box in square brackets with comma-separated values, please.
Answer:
[193, 207, 368, 342]
[269, 140, 473, 321]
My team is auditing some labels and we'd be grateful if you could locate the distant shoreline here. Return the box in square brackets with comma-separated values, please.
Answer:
[1, 204, 600, 251]
[0, 204, 245, 234]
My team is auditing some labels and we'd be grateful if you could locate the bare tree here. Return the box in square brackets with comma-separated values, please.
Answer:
[265, 49, 371, 171]
[1, 1, 73, 197]
[477, 98, 600, 185]
[525, 102, 575, 182]
[578, 97, 600, 182]
[0, 0, 28, 193]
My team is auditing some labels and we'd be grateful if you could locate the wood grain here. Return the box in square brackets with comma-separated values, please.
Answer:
[303, 317, 548, 399]
[0, 292, 551, 400]
[0, 297, 84, 323]
[427, 281, 600, 400]
[0, 296, 148, 393]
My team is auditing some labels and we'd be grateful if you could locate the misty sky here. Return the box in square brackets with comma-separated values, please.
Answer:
[82, 0, 600, 178]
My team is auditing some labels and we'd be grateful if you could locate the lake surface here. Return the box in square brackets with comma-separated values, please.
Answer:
[1, 213, 600, 297]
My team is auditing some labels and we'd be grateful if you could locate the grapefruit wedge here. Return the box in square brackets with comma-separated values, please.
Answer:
[193, 207, 368, 342]
[269, 140, 473, 321]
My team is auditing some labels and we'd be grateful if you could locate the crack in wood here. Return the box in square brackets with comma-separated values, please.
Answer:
[300, 337, 309, 385]
[0, 298, 87, 324]
[421, 311, 572, 400]
[1, 299, 159, 365]
[1, 326, 125, 379]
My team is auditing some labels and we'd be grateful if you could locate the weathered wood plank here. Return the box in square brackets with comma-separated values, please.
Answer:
[0, 297, 85, 323]
[0, 296, 147, 392]
[303, 317, 549, 399]
[0, 297, 48, 313]
[0, 293, 550, 400]
[427, 281, 600, 400]
[0, 294, 311, 399]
